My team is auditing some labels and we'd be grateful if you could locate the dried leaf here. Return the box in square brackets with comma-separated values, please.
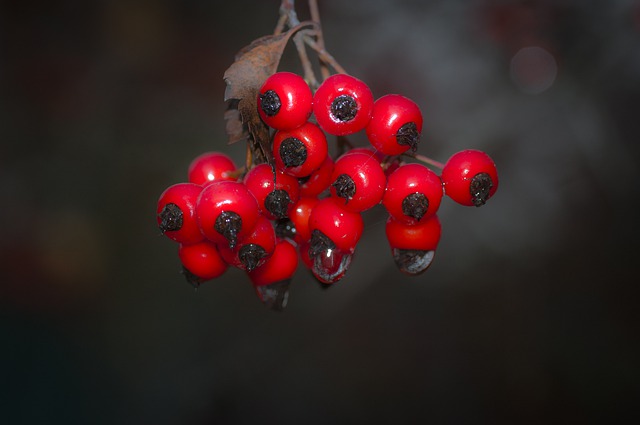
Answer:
[223, 21, 316, 166]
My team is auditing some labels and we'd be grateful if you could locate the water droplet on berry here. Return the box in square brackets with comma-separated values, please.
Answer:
[254, 279, 291, 311]
[311, 247, 353, 284]
[392, 248, 435, 275]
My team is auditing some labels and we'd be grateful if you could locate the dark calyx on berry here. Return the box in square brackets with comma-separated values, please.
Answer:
[181, 266, 205, 289]
[158, 203, 183, 232]
[308, 229, 336, 258]
[264, 189, 291, 219]
[239, 243, 267, 272]
[332, 174, 356, 203]
[280, 137, 307, 168]
[254, 279, 290, 311]
[330, 95, 358, 122]
[470, 172, 493, 207]
[214, 210, 242, 249]
[274, 218, 296, 240]
[395, 122, 420, 152]
[402, 192, 429, 221]
[259, 90, 281, 116]
[392, 248, 435, 275]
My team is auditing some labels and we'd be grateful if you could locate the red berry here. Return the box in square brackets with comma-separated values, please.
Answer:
[178, 241, 228, 286]
[243, 163, 300, 220]
[382, 163, 443, 224]
[312, 73, 374, 136]
[157, 182, 205, 245]
[441, 149, 498, 207]
[366, 94, 423, 155]
[257, 72, 313, 130]
[218, 214, 276, 272]
[308, 197, 364, 254]
[330, 151, 387, 212]
[273, 122, 328, 178]
[385, 214, 441, 275]
[248, 239, 298, 286]
[195, 180, 260, 249]
[289, 196, 319, 244]
[298, 154, 334, 197]
[188, 151, 237, 186]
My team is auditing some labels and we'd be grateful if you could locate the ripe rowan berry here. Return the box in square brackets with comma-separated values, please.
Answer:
[218, 214, 276, 272]
[366, 94, 423, 155]
[385, 214, 441, 275]
[257, 72, 313, 130]
[188, 151, 237, 186]
[273, 122, 328, 178]
[157, 182, 205, 245]
[178, 240, 228, 286]
[243, 163, 300, 220]
[383, 163, 443, 224]
[308, 196, 364, 255]
[330, 151, 387, 212]
[195, 180, 260, 249]
[312, 73, 374, 135]
[441, 149, 498, 207]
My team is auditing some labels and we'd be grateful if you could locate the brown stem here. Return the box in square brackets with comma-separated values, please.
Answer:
[308, 0, 330, 80]
[406, 153, 445, 170]
[304, 37, 347, 75]
[294, 32, 319, 88]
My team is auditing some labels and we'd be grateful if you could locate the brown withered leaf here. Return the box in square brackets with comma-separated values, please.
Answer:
[223, 21, 315, 166]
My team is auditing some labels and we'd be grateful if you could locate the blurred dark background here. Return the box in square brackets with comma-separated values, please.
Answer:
[1, 0, 639, 423]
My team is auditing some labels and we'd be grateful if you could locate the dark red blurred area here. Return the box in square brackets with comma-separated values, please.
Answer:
[1, 1, 639, 424]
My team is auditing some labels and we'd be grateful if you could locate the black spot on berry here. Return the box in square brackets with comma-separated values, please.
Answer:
[332, 174, 356, 203]
[470, 172, 493, 207]
[279, 137, 307, 168]
[158, 203, 183, 232]
[330, 95, 358, 122]
[259, 89, 281, 117]
[392, 248, 435, 275]
[402, 192, 429, 221]
[264, 189, 291, 219]
[239, 243, 268, 272]
[214, 211, 242, 249]
[395, 122, 420, 153]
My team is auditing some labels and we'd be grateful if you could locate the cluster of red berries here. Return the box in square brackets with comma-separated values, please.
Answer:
[156, 71, 498, 309]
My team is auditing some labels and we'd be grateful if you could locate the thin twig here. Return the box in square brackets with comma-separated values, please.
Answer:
[406, 153, 445, 170]
[304, 37, 347, 75]
[308, 0, 330, 80]
[293, 33, 319, 88]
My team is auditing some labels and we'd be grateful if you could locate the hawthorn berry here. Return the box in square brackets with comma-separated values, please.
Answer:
[383, 163, 443, 224]
[330, 151, 387, 212]
[243, 163, 300, 220]
[157, 182, 205, 245]
[312, 73, 374, 136]
[298, 154, 334, 197]
[257, 71, 313, 130]
[366, 94, 423, 155]
[188, 151, 237, 186]
[385, 214, 441, 275]
[272, 122, 328, 178]
[178, 240, 228, 287]
[248, 239, 299, 287]
[195, 180, 260, 249]
[441, 149, 499, 207]
[218, 214, 276, 272]
[288, 196, 319, 245]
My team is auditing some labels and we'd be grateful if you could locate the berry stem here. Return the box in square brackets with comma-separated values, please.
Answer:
[308, 0, 330, 81]
[407, 153, 445, 170]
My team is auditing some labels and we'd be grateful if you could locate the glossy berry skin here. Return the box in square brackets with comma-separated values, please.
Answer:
[178, 240, 228, 281]
[312, 73, 374, 136]
[273, 122, 328, 178]
[195, 180, 260, 249]
[289, 196, 319, 244]
[385, 214, 441, 252]
[157, 182, 205, 245]
[441, 149, 499, 207]
[366, 94, 423, 156]
[248, 239, 299, 286]
[383, 163, 443, 224]
[257, 72, 313, 131]
[218, 215, 276, 271]
[330, 151, 387, 213]
[243, 163, 300, 220]
[298, 154, 334, 197]
[308, 197, 364, 253]
[188, 151, 237, 186]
